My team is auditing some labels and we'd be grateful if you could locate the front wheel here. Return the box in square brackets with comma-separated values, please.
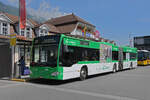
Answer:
[80, 68, 87, 81]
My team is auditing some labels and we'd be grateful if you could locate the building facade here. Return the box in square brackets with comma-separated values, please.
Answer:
[134, 36, 150, 51]
[0, 12, 39, 78]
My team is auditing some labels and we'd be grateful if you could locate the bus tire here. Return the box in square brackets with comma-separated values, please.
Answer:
[80, 67, 87, 81]
[113, 64, 117, 73]
[130, 62, 133, 69]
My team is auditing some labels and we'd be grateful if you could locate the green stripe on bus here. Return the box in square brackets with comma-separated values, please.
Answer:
[78, 61, 100, 64]
[112, 60, 119, 63]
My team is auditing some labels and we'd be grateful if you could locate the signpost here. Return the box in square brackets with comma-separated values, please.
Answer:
[10, 33, 16, 79]
[10, 33, 16, 46]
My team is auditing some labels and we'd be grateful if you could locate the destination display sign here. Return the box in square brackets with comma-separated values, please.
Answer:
[34, 35, 60, 44]
[63, 37, 99, 49]
[80, 41, 89, 46]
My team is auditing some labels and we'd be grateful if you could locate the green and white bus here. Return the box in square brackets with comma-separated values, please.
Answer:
[30, 34, 137, 80]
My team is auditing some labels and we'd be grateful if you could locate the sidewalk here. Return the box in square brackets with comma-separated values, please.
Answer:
[11, 75, 30, 82]
[0, 79, 20, 87]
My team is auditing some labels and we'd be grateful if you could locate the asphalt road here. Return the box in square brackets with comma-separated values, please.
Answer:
[0, 66, 150, 100]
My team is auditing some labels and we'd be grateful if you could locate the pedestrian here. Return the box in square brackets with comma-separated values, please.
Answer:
[19, 56, 25, 76]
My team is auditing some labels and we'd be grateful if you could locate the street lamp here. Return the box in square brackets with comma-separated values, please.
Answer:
[129, 32, 136, 47]
[129, 32, 132, 47]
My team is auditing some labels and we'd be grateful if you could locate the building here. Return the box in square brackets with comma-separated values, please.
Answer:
[134, 36, 150, 51]
[34, 22, 60, 37]
[44, 13, 115, 44]
[45, 13, 96, 39]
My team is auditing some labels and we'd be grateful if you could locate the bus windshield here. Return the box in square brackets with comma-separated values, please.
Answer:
[138, 51, 149, 61]
[31, 35, 60, 67]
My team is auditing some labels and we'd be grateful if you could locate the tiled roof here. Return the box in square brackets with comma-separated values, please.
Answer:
[28, 19, 39, 27]
[46, 13, 95, 27]
[0, 12, 38, 27]
[35, 23, 60, 33]
[44, 13, 96, 34]
[45, 23, 60, 33]
[4, 13, 18, 24]
[56, 23, 76, 33]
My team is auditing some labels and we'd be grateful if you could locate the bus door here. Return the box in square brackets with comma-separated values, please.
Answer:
[126, 53, 130, 61]
[100, 44, 112, 63]
[118, 47, 123, 71]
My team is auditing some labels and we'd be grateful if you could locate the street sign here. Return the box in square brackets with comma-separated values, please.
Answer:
[10, 33, 16, 46]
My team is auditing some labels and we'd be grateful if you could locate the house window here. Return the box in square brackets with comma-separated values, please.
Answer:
[45, 30, 48, 35]
[39, 29, 48, 36]
[20, 27, 32, 38]
[26, 27, 31, 38]
[1, 22, 9, 35]
[20, 47, 24, 58]
[39, 29, 44, 36]
[40, 30, 43, 33]
[21, 29, 25, 36]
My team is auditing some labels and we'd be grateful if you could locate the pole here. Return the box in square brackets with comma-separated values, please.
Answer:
[19, 0, 21, 78]
[129, 32, 132, 47]
[11, 46, 15, 79]
[19, 0, 20, 35]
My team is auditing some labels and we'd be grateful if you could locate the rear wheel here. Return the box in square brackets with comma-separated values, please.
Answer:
[80, 67, 87, 81]
[113, 64, 117, 73]
[130, 62, 133, 69]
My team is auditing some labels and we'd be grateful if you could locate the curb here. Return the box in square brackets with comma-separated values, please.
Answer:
[11, 78, 26, 82]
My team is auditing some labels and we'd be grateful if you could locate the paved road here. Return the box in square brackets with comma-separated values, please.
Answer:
[0, 66, 150, 100]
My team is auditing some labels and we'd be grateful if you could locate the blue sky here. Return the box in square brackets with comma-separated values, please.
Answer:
[1, 0, 150, 46]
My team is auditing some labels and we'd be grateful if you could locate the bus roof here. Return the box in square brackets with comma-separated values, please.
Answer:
[34, 34, 119, 51]
[62, 34, 119, 51]
[138, 50, 149, 52]
[121, 46, 137, 53]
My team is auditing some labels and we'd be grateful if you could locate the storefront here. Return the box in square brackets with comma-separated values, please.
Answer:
[0, 38, 12, 79]
[13, 36, 32, 78]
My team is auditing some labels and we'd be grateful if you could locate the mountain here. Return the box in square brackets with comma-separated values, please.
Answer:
[0, 1, 44, 23]
[0, 2, 18, 16]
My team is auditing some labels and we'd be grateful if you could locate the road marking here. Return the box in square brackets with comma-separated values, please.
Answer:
[27, 83, 139, 100]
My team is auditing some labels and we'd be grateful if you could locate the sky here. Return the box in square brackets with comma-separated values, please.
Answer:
[1, 0, 150, 46]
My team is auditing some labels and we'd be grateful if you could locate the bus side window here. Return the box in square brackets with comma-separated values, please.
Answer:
[112, 51, 118, 60]
[82, 49, 88, 61]
[60, 45, 78, 67]
[59, 45, 100, 66]
[130, 53, 137, 60]
[123, 52, 126, 60]
[82, 48, 99, 61]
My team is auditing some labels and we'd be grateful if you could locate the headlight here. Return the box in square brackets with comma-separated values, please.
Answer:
[51, 72, 59, 76]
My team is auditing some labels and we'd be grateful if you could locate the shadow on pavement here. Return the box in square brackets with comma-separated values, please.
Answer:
[28, 78, 80, 86]
[28, 72, 113, 86]
[28, 68, 137, 85]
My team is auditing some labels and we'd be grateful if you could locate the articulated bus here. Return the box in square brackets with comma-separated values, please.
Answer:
[138, 50, 150, 66]
[30, 34, 137, 80]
